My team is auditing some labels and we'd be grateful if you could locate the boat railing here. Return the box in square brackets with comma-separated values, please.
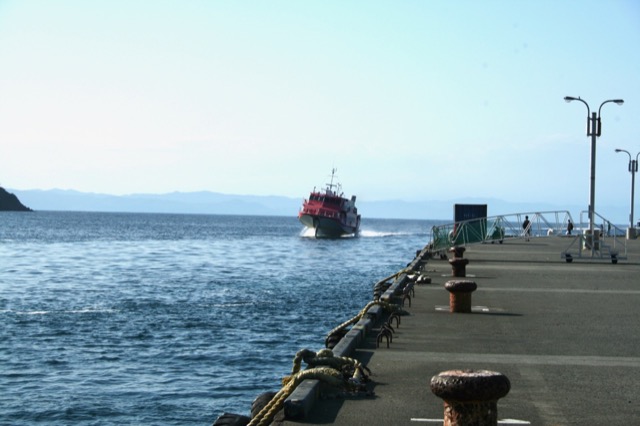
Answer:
[301, 206, 340, 220]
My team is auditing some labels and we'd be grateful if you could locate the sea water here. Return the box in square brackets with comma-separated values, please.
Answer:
[0, 212, 440, 425]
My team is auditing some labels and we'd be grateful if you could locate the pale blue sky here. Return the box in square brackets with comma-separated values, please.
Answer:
[1, 1, 639, 219]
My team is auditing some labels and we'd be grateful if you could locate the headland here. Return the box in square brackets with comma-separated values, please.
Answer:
[0, 187, 32, 211]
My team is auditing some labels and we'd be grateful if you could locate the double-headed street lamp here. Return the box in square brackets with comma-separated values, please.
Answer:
[614, 148, 639, 239]
[564, 96, 624, 240]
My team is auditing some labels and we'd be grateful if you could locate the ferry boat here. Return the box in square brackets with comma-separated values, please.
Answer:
[298, 169, 361, 237]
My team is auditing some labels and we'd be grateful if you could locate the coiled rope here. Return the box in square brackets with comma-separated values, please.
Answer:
[248, 349, 368, 426]
[287, 348, 370, 382]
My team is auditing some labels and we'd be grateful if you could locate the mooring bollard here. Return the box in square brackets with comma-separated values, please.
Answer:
[448, 257, 469, 277]
[448, 246, 468, 277]
[430, 369, 510, 426]
[449, 246, 466, 258]
[444, 280, 477, 313]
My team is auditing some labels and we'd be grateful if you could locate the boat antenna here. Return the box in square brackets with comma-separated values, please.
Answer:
[326, 168, 338, 193]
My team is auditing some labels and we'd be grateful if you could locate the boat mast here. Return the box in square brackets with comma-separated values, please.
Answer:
[326, 168, 338, 195]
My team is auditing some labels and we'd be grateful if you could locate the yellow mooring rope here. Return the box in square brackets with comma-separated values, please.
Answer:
[248, 359, 365, 426]
[325, 299, 404, 342]
[286, 348, 367, 381]
[248, 267, 414, 426]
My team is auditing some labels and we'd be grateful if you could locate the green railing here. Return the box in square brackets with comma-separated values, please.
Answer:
[430, 209, 627, 263]
[429, 210, 574, 253]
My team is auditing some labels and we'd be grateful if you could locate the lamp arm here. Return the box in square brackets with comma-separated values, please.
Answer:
[598, 99, 624, 116]
[564, 96, 591, 115]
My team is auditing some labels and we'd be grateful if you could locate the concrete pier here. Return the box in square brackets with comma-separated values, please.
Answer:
[278, 237, 640, 425]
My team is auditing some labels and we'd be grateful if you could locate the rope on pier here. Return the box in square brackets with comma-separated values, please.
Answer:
[324, 299, 405, 347]
[373, 267, 414, 291]
[247, 349, 369, 426]
[325, 266, 416, 348]
[241, 262, 425, 426]
[287, 348, 371, 381]
[372, 268, 410, 300]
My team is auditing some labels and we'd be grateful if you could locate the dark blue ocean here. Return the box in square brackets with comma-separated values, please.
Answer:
[0, 212, 438, 425]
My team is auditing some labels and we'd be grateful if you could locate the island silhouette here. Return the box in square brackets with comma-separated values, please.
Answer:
[0, 187, 32, 211]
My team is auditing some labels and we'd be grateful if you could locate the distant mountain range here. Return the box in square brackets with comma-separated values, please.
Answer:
[7, 188, 589, 221]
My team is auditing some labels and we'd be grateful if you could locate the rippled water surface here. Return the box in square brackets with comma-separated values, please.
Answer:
[0, 212, 438, 425]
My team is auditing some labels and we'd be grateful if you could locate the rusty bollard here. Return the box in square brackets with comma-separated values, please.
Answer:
[445, 280, 477, 313]
[430, 369, 511, 426]
[449, 246, 466, 258]
[449, 257, 469, 277]
[448, 246, 468, 277]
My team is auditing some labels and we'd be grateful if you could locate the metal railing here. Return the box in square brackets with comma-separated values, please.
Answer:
[561, 210, 627, 263]
[430, 210, 574, 253]
[429, 210, 627, 263]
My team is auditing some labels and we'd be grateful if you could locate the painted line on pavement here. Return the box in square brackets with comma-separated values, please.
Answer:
[409, 351, 640, 367]
[411, 419, 530, 424]
[422, 287, 640, 295]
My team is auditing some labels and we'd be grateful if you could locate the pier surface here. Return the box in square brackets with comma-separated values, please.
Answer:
[280, 236, 640, 425]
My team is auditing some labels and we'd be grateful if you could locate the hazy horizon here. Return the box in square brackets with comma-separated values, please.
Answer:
[8, 186, 634, 225]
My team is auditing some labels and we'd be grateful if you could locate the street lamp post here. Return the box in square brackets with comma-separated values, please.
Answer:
[614, 148, 639, 239]
[564, 96, 624, 250]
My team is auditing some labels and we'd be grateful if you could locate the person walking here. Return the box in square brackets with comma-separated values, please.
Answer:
[523, 215, 531, 241]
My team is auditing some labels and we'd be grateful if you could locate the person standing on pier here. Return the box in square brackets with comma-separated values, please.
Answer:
[522, 216, 531, 241]
[567, 219, 574, 235]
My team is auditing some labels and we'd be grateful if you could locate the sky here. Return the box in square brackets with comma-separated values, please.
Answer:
[1, 1, 639, 221]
